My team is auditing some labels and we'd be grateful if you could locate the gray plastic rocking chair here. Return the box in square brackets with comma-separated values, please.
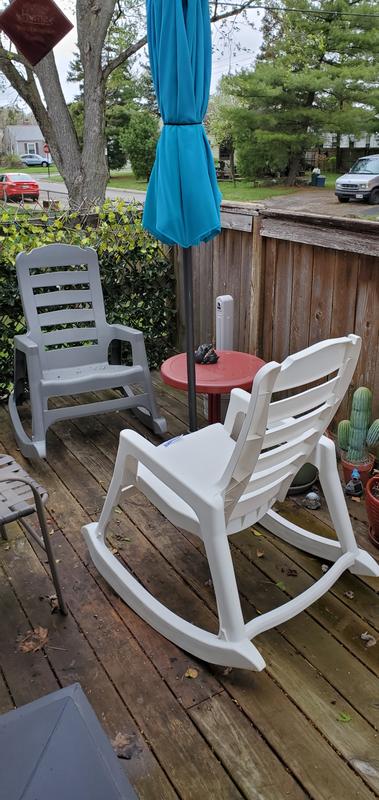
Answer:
[9, 244, 166, 459]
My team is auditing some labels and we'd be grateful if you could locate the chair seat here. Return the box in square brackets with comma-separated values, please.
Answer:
[0, 454, 46, 525]
[136, 425, 235, 536]
[41, 361, 144, 391]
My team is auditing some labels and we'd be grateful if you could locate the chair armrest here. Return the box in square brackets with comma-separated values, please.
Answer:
[107, 324, 148, 366]
[120, 429, 223, 514]
[107, 323, 144, 343]
[14, 334, 39, 354]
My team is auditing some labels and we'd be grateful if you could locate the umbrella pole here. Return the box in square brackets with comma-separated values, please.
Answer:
[182, 247, 198, 432]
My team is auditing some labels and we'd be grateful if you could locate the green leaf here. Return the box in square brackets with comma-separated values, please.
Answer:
[338, 712, 352, 723]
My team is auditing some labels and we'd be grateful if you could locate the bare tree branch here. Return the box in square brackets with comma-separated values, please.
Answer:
[211, 0, 257, 22]
[0, 45, 49, 127]
[103, 34, 147, 79]
[103, 2, 256, 78]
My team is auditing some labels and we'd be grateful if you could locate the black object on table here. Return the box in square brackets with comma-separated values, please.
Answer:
[0, 683, 137, 799]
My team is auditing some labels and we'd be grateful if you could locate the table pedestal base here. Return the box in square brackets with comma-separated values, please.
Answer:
[208, 393, 221, 425]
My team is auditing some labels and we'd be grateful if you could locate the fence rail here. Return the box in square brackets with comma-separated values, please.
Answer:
[176, 203, 379, 422]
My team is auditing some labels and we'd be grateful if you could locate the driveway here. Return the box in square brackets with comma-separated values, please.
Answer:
[263, 187, 379, 219]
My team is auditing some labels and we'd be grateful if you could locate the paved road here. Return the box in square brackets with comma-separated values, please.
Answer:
[38, 178, 146, 208]
[31, 176, 379, 220]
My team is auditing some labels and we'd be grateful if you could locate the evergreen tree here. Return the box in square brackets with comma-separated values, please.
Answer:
[219, 0, 379, 182]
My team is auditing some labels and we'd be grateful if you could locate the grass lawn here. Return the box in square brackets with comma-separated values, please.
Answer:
[219, 181, 296, 202]
[1, 165, 61, 180]
[107, 171, 339, 201]
[31, 168, 340, 203]
[108, 172, 298, 202]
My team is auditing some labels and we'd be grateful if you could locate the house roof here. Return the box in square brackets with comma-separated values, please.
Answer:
[5, 124, 44, 141]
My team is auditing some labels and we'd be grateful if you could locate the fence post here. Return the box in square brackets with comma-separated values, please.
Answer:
[248, 214, 264, 356]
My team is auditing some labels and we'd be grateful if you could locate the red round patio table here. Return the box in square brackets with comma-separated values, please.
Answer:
[161, 350, 266, 425]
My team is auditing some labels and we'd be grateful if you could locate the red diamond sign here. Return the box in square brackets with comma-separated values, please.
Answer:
[0, 0, 73, 67]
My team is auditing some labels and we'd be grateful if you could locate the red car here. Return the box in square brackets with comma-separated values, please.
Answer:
[0, 172, 40, 202]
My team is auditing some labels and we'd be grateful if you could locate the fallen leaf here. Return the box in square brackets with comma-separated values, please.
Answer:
[111, 547, 119, 555]
[18, 626, 48, 653]
[361, 632, 377, 648]
[55, 559, 61, 564]
[114, 508, 122, 514]
[112, 732, 133, 757]
[338, 712, 352, 723]
[351, 496, 361, 503]
[252, 529, 263, 537]
[276, 580, 286, 591]
[184, 667, 199, 679]
[48, 594, 59, 613]
[204, 578, 213, 587]
[286, 568, 298, 577]
[321, 564, 329, 573]
[256, 550, 264, 558]
[114, 533, 131, 542]
[223, 666, 233, 676]
[344, 590, 354, 600]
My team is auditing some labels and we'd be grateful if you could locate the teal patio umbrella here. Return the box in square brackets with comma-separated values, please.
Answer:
[143, 0, 222, 430]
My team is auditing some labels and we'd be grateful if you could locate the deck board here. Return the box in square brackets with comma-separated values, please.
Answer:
[0, 378, 378, 800]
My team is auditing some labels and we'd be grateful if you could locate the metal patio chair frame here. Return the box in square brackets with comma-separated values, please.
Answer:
[0, 454, 66, 614]
[9, 244, 166, 459]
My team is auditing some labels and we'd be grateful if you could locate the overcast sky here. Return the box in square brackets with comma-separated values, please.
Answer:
[0, 6, 262, 108]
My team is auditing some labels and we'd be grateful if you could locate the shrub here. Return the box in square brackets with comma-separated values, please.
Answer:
[0, 200, 176, 399]
[0, 152, 23, 168]
[119, 112, 159, 181]
[323, 155, 336, 172]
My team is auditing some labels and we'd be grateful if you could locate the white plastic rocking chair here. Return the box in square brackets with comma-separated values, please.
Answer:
[83, 335, 379, 671]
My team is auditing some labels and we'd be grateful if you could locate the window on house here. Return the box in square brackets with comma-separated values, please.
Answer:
[27, 143, 37, 154]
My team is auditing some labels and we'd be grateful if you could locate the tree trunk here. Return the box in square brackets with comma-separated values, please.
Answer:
[35, 54, 84, 207]
[77, 0, 114, 208]
[286, 152, 302, 185]
[336, 132, 342, 173]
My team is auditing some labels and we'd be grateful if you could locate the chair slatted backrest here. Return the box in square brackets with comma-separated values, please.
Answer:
[16, 245, 108, 369]
[221, 335, 361, 523]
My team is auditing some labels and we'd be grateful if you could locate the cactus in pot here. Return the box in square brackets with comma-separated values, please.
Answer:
[337, 387, 379, 468]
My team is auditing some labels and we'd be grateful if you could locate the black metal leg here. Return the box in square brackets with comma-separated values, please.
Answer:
[182, 247, 198, 432]
[0, 524, 8, 541]
[32, 490, 67, 615]
[0, 475, 67, 614]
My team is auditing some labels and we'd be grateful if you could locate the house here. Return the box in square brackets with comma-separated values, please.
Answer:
[306, 132, 379, 171]
[2, 124, 46, 157]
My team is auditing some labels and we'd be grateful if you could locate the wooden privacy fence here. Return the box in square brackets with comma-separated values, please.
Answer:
[175, 203, 379, 421]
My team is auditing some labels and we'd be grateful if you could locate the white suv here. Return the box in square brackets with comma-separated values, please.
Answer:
[335, 155, 379, 204]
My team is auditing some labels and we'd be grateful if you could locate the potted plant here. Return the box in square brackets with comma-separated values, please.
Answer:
[337, 387, 379, 487]
[366, 475, 379, 548]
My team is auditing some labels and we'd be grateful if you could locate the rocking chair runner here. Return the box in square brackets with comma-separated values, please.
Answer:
[83, 335, 379, 671]
[9, 244, 166, 459]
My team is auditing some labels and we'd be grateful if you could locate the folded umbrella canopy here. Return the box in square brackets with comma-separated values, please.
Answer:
[143, 0, 222, 430]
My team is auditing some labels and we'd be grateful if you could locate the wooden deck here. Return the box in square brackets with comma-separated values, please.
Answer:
[0, 377, 378, 800]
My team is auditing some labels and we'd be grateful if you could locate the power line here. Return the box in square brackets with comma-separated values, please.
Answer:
[217, 2, 379, 17]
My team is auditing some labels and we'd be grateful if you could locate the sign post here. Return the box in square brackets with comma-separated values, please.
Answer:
[43, 143, 50, 177]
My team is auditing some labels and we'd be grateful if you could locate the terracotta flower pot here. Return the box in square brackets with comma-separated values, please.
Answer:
[341, 453, 375, 488]
[365, 475, 379, 549]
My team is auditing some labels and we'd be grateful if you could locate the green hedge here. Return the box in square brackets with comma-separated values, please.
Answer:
[0, 201, 176, 399]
